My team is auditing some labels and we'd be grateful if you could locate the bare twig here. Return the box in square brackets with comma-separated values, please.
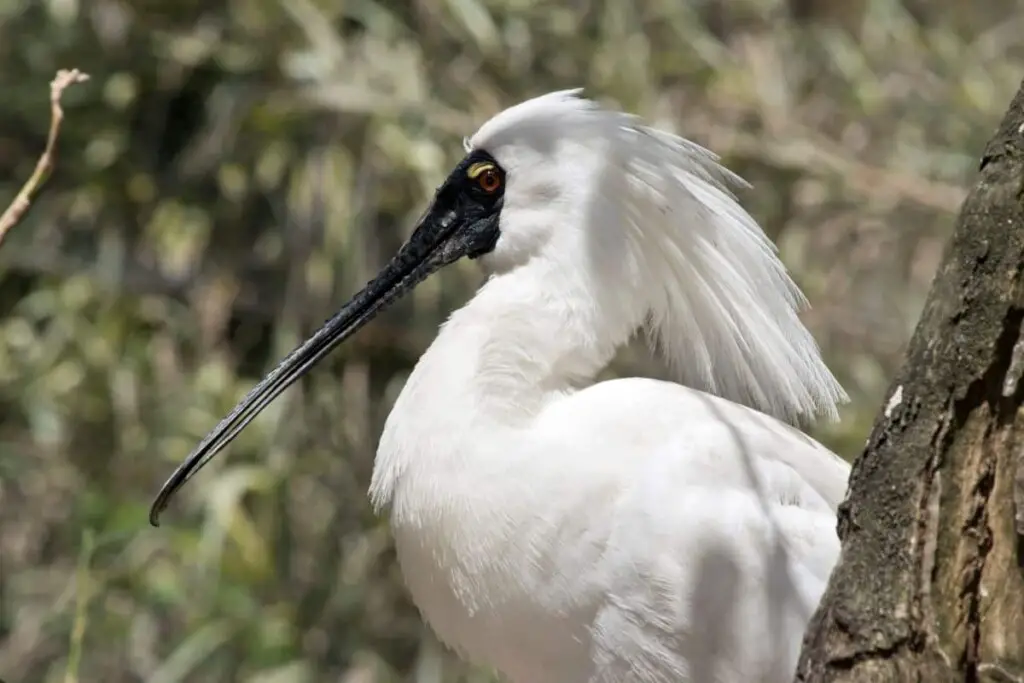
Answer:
[0, 68, 90, 246]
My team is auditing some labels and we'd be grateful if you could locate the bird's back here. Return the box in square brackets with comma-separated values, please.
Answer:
[534, 377, 848, 683]
[589, 480, 838, 683]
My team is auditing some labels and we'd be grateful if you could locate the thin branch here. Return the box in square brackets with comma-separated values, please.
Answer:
[0, 68, 90, 247]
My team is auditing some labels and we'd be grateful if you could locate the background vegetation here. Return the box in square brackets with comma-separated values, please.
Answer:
[1, 0, 1021, 681]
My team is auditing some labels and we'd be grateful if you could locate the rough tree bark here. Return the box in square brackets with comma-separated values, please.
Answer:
[795, 81, 1024, 681]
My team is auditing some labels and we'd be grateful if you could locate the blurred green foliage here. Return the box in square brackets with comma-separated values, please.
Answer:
[0, 0, 1021, 681]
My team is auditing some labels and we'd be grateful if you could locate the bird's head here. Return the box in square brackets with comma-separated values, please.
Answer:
[148, 89, 847, 525]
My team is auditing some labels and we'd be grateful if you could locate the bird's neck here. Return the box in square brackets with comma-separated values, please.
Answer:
[368, 260, 641, 507]
[408, 260, 640, 418]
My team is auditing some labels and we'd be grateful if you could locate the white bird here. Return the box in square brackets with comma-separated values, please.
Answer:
[151, 89, 852, 683]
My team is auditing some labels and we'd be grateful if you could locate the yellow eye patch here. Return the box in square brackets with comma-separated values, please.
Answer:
[467, 162, 496, 179]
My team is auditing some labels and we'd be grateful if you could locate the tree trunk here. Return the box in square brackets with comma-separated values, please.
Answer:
[795, 80, 1024, 681]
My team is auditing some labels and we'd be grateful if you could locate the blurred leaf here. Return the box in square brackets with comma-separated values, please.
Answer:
[148, 620, 234, 683]
[245, 660, 313, 683]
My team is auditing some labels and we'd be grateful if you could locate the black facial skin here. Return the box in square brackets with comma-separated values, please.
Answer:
[148, 150, 505, 525]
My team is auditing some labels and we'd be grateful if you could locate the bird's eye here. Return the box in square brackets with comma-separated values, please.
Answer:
[476, 168, 501, 194]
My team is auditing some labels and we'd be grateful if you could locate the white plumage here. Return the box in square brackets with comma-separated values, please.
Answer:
[369, 91, 849, 682]
[151, 89, 851, 683]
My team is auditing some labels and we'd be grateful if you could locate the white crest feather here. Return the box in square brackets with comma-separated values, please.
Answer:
[469, 89, 848, 424]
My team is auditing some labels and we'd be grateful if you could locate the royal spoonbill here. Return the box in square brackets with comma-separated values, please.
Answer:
[151, 89, 852, 683]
